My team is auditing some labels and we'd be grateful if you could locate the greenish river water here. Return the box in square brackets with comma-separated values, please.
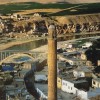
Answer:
[7, 39, 47, 51]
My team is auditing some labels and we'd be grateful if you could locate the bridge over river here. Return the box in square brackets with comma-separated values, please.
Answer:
[0, 31, 100, 62]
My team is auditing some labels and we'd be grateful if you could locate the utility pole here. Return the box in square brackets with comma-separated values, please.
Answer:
[48, 24, 57, 100]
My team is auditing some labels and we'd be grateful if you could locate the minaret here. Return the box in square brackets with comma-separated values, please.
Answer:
[48, 24, 57, 100]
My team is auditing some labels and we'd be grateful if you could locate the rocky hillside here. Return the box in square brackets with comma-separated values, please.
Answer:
[56, 13, 100, 24]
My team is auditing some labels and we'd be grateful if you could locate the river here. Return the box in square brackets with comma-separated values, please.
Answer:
[6, 36, 67, 51]
[7, 39, 47, 51]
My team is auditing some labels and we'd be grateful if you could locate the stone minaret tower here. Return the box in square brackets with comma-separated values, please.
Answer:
[48, 24, 57, 100]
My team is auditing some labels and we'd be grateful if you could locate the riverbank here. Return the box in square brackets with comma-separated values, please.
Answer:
[31, 41, 69, 52]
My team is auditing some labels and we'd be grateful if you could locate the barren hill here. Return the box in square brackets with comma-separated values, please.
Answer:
[0, 0, 100, 4]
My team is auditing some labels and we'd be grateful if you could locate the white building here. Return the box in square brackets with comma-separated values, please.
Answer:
[61, 77, 100, 100]
[61, 79, 78, 94]
[77, 88, 100, 100]
[35, 75, 48, 82]
[82, 42, 92, 49]
[60, 71, 88, 93]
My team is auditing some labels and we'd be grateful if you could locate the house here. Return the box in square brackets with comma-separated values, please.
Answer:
[57, 76, 62, 89]
[33, 13, 41, 17]
[1, 63, 15, 71]
[13, 78, 25, 88]
[5, 85, 34, 100]
[57, 60, 72, 73]
[77, 88, 100, 100]
[57, 72, 100, 100]
[35, 84, 69, 100]
[62, 78, 89, 94]
[92, 78, 100, 88]
[66, 58, 86, 66]
[17, 69, 30, 78]
[82, 42, 93, 49]
[73, 66, 92, 78]
[22, 61, 36, 71]
[57, 71, 74, 90]
[58, 52, 86, 66]
[58, 71, 88, 93]
[65, 43, 77, 49]
[35, 74, 48, 83]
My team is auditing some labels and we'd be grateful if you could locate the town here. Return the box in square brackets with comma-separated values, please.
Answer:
[0, 1, 100, 100]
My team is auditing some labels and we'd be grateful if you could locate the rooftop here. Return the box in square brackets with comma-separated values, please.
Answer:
[14, 78, 24, 82]
[74, 66, 92, 72]
[93, 78, 100, 82]
[35, 83, 75, 100]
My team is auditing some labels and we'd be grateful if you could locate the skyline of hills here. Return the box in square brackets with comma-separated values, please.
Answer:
[0, 0, 100, 4]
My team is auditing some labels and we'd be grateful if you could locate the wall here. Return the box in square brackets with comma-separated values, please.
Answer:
[61, 80, 77, 94]
[85, 72, 92, 77]
[57, 77, 62, 89]
[77, 88, 100, 100]
[92, 79, 100, 88]
[67, 59, 86, 66]
[37, 88, 47, 99]
[77, 89, 88, 100]
[73, 70, 85, 78]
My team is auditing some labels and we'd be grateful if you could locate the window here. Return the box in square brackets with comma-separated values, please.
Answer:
[58, 80, 60, 83]
[93, 81, 95, 84]
[68, 86, 70, 89]
[66, 83, 67, 86]
[71, 87, 72, 90]
[83, 62, 85, 65]
[63, 83, 65, 85]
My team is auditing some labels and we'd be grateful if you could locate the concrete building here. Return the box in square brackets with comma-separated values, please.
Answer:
[35, 74, 48, 83]
[61, 79, 88, 94]
[57, 70, 90, 99]
[57, 60, 72, 72]
[92, 78, 100, 88]
[5, 85, 34, 100]
[73, 66, 92, 78]
[58, 52, 86, 66]
[77, 88, 100, 100]
[66, 58, 86, 66]
[57, 76, 62, 89]
[82, 42, 93, 49]
[17, 69, 29, 79]
[13, 78, 25, 88]
[23, 61, 36, 71]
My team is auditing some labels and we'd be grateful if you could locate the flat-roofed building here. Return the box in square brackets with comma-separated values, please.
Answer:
[73, 66, 92, 78]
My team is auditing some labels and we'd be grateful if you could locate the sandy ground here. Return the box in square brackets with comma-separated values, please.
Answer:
[15, 9, 61, 15]
[0, 0, 100, 4]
